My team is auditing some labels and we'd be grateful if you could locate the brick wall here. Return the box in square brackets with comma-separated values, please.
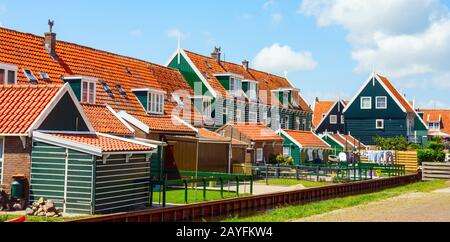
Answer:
[2, 136, 31, 199]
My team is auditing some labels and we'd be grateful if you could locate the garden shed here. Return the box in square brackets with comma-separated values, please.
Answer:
[30, 131, 159, 215]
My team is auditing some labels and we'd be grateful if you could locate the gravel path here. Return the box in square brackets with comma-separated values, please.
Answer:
[294, 187, 450, 222]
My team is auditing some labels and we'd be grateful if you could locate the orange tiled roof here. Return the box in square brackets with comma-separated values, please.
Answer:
[231, 123, 284, 142]
[0, 84, 63, 134]
[0, 27, 203, 121]
[420, 109, 450, 136]
[81, 104, 133, 136]
[313, 101, 335, 128]
[133, 114, 197, 134]
[377, 74, 414, 113]
[331, 133, 366, 149]
[51, 133, 153, 152]
[220, 61, 256, 81]
[184, 50, 228, 97]
[283, 130, 330, 148]
[198, 128, 248, 145]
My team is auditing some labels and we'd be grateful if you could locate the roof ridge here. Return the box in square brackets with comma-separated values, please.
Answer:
[0, 26, 175, 72]
[0, 84, 63, 89]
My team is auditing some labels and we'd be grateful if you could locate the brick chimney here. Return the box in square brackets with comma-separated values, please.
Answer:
[44, 19, 57, 58]
[211, 47, 221, 64]
[242, 60, 249, 71]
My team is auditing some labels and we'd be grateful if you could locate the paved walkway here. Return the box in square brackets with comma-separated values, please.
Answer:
[295, 187, 450, 222]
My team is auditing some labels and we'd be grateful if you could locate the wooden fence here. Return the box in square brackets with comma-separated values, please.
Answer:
[232, 163, 253, 175]
[395, 151, 418, 173]
[422, 162, 450, 181]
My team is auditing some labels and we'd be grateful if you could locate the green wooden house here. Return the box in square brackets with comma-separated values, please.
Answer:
[277, 129, 331, 165]
[343, 73, 428, 146]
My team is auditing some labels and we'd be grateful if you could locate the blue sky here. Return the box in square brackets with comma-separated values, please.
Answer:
[1, 0, 450, 109]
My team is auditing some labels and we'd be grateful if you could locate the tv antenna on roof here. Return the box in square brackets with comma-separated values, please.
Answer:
[48, 19, 54, 33]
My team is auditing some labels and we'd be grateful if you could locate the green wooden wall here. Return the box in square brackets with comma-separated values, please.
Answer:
[168, 54, 212, 96]
[134, 91, 149, 111]
[65, 79, 82, 101]
[280, 133, 301, 165]
[30, 142, 94, 214]
[95, 154, 151, 214]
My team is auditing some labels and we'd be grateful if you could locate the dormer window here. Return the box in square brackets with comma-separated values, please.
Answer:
[247, 82, 258, 100]
[283, 92, 289, 108]
[429, 122, 441, 131]
[230, 76, 242, 96]
[148, 91, 165, 115]
[23, 69, 38, 84]
[81, 79, 96, 104]
[0, 63, 17, 85]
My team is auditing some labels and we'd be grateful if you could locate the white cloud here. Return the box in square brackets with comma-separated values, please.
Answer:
[263, 0, 277, 10]
[271, 13, 283, 24]
[253, 43, 318, 73]
[129, 29, 142, 38]
[167, 28, 190, 40]
[300, 0, 450, 87]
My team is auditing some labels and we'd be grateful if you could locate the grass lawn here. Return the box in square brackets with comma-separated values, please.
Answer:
[224, 180, 448, 222]
[152, 189, 249, 205]
[256, 179, 330, 188]
[0, 214, 94, 222]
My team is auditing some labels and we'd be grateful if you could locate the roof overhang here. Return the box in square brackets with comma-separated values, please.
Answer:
[213, 72, 245, 79]
[131, 88, 167, 94]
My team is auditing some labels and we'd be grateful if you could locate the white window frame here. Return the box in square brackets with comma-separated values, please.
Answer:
[249, 110, 258, 123]
[283, 146, 291, 157]
[376, 96, 387, 109]
[361, 97, 372, 110]
[248, 82, 258, 100]
[81, 79, 97, 104]
[230, 76, 242, 96]
[203, 99, 212, 118]
[0, 63, 18, 85]
[236, 109, 243, 123]
[256, 148, 264, 162]
[330, 115, 338, 124]
[429, 122, 441, 131]
[260, 106, 268, 125]
[341, 115, 345, 124]
[376, 119, 385, 130]
[148, 92, 165, 115]
[283, 92, 289, 108]
[283, 115, 290, 129]
[295, 116, 300, 130]
[0, 137, 4, 185]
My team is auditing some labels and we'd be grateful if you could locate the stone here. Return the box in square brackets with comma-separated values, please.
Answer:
[46, 212, 56, 217]
[32, 206, 38, 212]
[26, 207, 34, 215]
[37, 207, 44, 213]
[37, 197, 45, 205]
[13, 203, 22, 210]
[38, 212, 46, 216]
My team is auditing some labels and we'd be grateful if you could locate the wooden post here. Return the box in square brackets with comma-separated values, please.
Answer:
[184, 180, 188, 204]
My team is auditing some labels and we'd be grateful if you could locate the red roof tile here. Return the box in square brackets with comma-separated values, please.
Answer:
[230, 123, 284, 142]
[283, 130, 330, 148]
[51, 133, 153, 152]
[0, 85, 62, 134]
[0, 27, 203, 124]
[377, 74, 414, 113]
[198, 128, 248, 145]
[81, 104, 133, 136]
[133, 114, 197, 134]
[313, 101, 335, 128]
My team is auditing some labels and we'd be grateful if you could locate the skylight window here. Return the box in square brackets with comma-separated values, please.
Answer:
[100, 81, 114, 97]
[23, 69, 38, 84]
[205, 61, 212, 69]
[203, 72, 210, 79]
[116, 84, 128, 98]
[40, 72, 50, 82]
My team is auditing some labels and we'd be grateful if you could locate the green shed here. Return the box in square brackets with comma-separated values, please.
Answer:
[30, 131, 159, 215]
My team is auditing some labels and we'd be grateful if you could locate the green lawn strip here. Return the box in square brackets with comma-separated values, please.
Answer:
[256, 179, 330, 188]
[152, 189, 250, 205]
[224, 180, 448, 222]
[0, 214, 94, 222]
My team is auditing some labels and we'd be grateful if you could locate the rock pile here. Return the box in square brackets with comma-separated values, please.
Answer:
[26, 197, 62, 217]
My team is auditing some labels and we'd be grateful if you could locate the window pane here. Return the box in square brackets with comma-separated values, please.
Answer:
[7, 71, 16, 84]
[89, 82, 95, 104]
[0, 138, 3, 159]
[82, 82, 88, 103]
[0, 69, 4, 84]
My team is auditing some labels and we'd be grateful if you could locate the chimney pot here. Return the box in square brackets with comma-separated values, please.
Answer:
[242, 60, 249, 71]
[211, 47, 221, 64]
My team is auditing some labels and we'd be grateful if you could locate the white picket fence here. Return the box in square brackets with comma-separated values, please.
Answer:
[422, 162, 450, 181]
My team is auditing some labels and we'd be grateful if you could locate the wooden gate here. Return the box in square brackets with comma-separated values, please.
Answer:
[395, 151, 418, 173]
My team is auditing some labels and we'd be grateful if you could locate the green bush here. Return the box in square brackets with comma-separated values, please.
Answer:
[269, 154, 294, 166]
[417, 149, 435, 163]
[374, 136, 409, 151]
[427, 141, 445, 151]
[408, 143, 422, 150]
